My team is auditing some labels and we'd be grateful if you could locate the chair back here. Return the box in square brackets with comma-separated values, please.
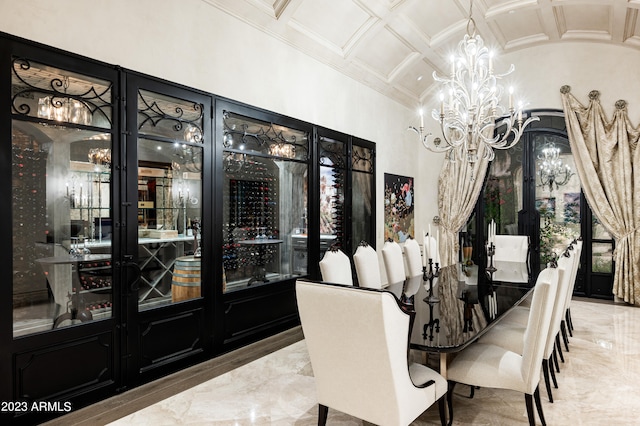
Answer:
[403, 238, 423, 278]
[353, 243, 382, 289]
[382, 240, 405, 286]
[296, 280, 431, 425]
[491, 260, 529, 283]
[563, 240, 583, 312]
[520, 266, 559, 394]
[493, 235, 529, 263]
[319, 248, 353, 286]
[543, 253, 573, 358]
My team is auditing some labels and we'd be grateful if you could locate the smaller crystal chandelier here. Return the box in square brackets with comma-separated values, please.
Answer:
[88, 148, 112, 168]
[37, 76, 92, 125]
[537, 142, 574, 193]
[409, 0, 538, 177]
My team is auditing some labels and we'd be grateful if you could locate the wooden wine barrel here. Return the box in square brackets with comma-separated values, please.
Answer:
[171, 256, 201, 302]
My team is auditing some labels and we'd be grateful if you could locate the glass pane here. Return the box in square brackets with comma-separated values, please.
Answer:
[592, 242, 613, 273]
[318, 136, 345, 257]
[13, 121, 113, 337]
[534, 135, 581, 265]
[11, 57, 113, 129]
[484, 147, 524, 235]
[222, 151, 308, 292]
[592, 215, 612, 240]
[351, 145, 373, 172]
[138, 90, 204, 143]
[352, 170, 373, 250]
[319, 165, 341, 254]
[319, 136, 346, 169]
[137, 138, 203, 310]
[222, 111, 309, 161]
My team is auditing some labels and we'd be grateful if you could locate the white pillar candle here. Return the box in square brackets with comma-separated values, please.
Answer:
[423, 229, 428, 265]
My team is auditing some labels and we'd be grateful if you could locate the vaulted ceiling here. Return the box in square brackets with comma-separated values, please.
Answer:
[202, 0, 640, 108]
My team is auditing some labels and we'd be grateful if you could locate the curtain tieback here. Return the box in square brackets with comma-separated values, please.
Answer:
[612, 227, 639, 257]
[619, 227, 639, 240]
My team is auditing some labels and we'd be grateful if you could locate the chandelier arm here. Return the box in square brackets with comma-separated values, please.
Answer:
[439, 120, 467, 149]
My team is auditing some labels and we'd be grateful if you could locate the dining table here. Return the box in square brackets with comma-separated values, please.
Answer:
[386, 259, 534, 378]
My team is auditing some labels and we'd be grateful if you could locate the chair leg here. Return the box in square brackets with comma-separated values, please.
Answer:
[549, 354, 558, 388]
[552, 345, 560, 373]
[566, 308, 574, 336]
[438, 395, 447, 426]
[534, 385, 547, 426]
[447, 381, 456, 426]
[561, 320, 570, 352]
[318, 404, 328, 426]
[555, 334, 565, 363]
[524, 393, 535, 426]
[541, 359, 554, 403]
[469, 385, 479, 398]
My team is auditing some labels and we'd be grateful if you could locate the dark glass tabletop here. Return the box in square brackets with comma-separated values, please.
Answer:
[386, 260, 534, 354]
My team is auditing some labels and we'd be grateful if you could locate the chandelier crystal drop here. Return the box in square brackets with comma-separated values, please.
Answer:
[409, 0, 539, 175]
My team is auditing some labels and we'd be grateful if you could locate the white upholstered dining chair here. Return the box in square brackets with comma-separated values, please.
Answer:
[382, 239, 406, 286]
[403, 237, 423, 278]
[446, 266, 559, 426]
[493, 234, 530, 264]
[480, 252, 573, 403]
[319, 247, 353, 286]
[353, 241, 383, 289]
[562, 239, 583, 343]
[296, 280, 447, 426]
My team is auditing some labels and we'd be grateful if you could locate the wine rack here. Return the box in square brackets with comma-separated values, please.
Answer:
[223, 156, 280, 288]
[12, 142, 49, 305]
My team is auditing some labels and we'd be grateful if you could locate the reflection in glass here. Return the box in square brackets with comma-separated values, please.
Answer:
[12, 122, 113, 336]
[352, 170, 373, 250]
[484, 147, 523, 236]
[222, 113, 309, 292]
[136, 89, 204, 310]
[319, 136, 345, 256]
[222, 112, 308, 161]
[11, 58, 113, 128]
[592, 242, 613, 273]
[592, 215, 612, 240]
[11, 60, 114, 336]
[534, 135, 580, 265]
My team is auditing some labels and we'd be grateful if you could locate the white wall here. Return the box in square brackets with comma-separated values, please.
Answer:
[501, 42, 640, 119]
[2, 0, 640, 254]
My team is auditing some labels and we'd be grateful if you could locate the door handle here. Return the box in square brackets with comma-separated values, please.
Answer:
[122, 256, 141, 293]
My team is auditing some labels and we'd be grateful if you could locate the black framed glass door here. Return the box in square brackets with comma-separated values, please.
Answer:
[3, 40, 123, 421]
[475, 112, 614, 299]
[122, 74, 212, 384]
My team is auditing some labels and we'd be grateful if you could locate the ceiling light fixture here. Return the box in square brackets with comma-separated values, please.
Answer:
[408, 0, 538, 179]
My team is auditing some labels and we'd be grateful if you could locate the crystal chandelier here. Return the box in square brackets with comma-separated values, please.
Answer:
[37, 76, 92, 125]
[537, 142, 574, 193]
[409, 0, 538, 176]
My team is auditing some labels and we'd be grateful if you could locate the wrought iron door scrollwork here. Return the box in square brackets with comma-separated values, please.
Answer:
[137, 89, 204, 142]
[222, 111, 309, 160]
[11, 57, 113, 127]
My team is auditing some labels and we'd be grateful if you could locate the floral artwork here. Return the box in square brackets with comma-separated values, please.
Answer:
[384, 173, 414, 242]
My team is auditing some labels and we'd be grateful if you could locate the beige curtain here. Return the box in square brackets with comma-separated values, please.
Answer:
[437, 144, 490, 266]
[560, 86, 640, 305]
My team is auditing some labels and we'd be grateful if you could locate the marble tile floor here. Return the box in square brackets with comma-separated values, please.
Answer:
[61, 299, 640, 425]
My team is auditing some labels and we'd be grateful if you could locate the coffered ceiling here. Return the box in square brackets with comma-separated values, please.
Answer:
[202, 0, 640, 108]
